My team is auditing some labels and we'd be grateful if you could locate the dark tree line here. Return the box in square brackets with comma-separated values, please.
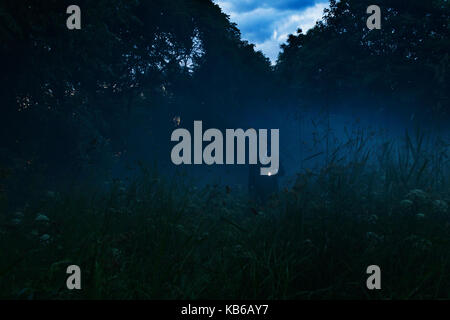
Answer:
[0, 0, 272, 194]
[276, 0, 449, 120]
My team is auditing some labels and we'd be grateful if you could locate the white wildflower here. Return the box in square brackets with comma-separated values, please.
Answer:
[432, 200, 448, 214]
[35, 214, 50, 222]
[406, 189, 429, 204]
[40, 234, 51, 242]
[416, 213, 425, 219]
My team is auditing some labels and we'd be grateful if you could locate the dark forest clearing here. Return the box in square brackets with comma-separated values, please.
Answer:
[0, 0, 449, 300]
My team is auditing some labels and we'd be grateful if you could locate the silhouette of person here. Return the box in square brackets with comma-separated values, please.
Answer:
[248, 163, 284, 204]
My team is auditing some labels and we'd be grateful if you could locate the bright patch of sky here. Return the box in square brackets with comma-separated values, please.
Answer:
[214, 0, 329, 64]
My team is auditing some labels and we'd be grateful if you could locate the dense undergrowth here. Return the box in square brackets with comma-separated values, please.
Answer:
[0, 128, 449, 300]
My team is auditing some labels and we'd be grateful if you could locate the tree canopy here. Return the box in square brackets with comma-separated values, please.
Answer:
[276, 0, 449, 119]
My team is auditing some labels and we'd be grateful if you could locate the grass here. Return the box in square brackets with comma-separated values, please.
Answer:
[0, 127, 449, 300]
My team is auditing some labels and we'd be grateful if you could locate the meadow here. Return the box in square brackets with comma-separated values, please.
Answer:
[0, 126, 449, 300]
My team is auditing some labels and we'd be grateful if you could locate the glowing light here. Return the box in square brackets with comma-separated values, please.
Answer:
[173, 116, 181, 127]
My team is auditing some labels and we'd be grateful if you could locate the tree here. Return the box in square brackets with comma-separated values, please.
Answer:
[276, 0, 449, 121]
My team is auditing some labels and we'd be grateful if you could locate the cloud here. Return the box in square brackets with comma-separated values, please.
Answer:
[216, 0, 318, 13]
[215, 0, 329, 64]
